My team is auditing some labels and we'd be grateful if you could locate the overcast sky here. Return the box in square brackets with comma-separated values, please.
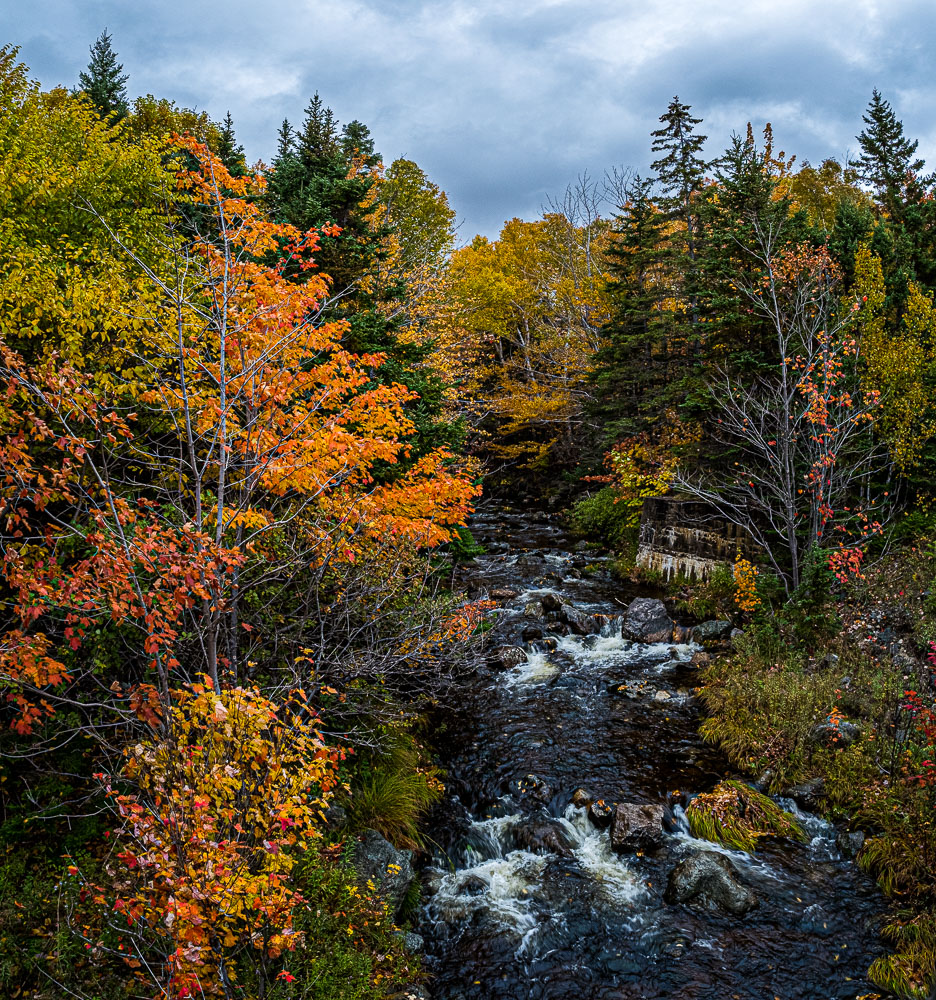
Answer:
[4, 1, 935, 238]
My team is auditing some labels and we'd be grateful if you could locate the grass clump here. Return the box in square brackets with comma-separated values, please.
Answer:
[686, 779, 806, 852]
[345, 723, 444, 850]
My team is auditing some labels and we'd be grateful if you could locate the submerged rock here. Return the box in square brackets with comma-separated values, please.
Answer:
[691, 620, 734, 643]
[353, 829, 415, 916]
[664, 850, 758, 915]
[622, 598, 673, 644]
[610, 802, 666, 853]
[513, 814, 576, 857]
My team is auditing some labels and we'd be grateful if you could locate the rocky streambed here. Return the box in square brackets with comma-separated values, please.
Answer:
[415, 502, 894, 1000]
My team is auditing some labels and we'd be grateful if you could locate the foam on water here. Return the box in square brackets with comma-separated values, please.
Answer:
[504, 650, 558, 687]
[562, 806, 646, 904]
[426, 850, 547, 941]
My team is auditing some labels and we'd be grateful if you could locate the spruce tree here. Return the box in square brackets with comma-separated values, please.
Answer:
[275, 119, 294, 159]
[650, 97, 708, 261]
[217, 111, 245, 176]
[266, 96, 459, 462]
[856, 89, 926, 224]
[77, 30, 129, 120]
[591, 174, 674, 441]
[649, 96, 709, 362]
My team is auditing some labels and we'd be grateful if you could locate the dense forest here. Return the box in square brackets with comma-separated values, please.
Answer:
[3, 28, 936, 1000]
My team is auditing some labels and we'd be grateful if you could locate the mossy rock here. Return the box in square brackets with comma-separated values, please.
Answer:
[686, 780, 806, 853]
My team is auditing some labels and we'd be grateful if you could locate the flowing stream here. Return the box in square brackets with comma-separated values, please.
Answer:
[417, 502, 893, 1000]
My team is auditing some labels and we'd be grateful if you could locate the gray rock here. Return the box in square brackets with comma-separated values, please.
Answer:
[664, 850, 758, 915]
[353, 829, 415, 917]
[323, 802, 348, 831]
[395, 930, 425, 952]
[622, 598, 674, 644]
[691, 620, 734, 643]
[809, 719, 861, 749]
[521, 625, 544, 641]
[610, 802, 666, 853]
[836, 829, 866, 858]
[488, 645, 527, 670]
[523, 600, 546, 619]
[653, 689, 672, 702]
[560, 602, 598, 636]
[517, 554, 545, 569]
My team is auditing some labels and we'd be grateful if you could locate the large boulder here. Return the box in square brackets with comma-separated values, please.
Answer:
[691, 620, 734, 643]
[353, 829, 415, 916]
[560, 602, 599, 636]
[664, 850, 758, 915]
[609, 802, 666, 853]
[622, 598, 673, 644]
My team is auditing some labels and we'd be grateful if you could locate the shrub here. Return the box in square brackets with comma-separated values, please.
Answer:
[569, 487, 638, 553]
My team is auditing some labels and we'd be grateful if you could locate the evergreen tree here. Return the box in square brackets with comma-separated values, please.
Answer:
[650, 96, 709, 364]
[77, 30, 129, 120]
[341, 119, 377, 164]
[697, 127, 809, 377]
[650, 96, 708, 262]
[856, 89, 926, 225]
[216, 111, 245, 176]
[275, 119, 294, 159]
[266, 95, 461, 462]
[855, 90, 936, 290]
[298, 92, 338, 164]
[590, 174, 674, 441]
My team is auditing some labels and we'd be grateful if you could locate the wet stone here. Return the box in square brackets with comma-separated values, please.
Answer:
[836, 829, 866, 857]
[622, 597, 674, 643]
[609, 802, 666, 853]
[664, 850, 758, 915]
[488, 646, 527, 670]
[588, 798, 615, 828]
[523, 600, 546, 619]
[571, 788, 592, 809]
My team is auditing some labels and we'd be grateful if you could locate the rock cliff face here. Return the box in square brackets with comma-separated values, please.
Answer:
[635, 498, 757, 582]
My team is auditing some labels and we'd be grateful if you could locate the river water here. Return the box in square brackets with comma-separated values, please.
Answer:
[417, 503, 893, 1000]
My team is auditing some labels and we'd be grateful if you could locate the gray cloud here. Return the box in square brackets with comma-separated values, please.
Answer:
[3, 0, 935, 237]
